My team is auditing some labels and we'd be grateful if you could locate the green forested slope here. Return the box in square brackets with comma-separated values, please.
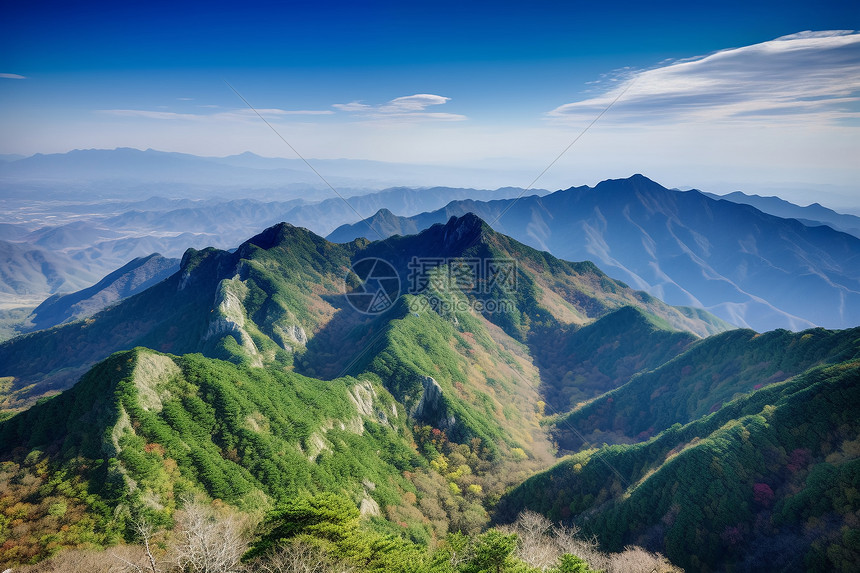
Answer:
[551, 326, 860, 450]
[0, 214, 767, 571]
[0, 347, 429, 563]
[533, 306, 697, 414]
[500, 359, 860, 571]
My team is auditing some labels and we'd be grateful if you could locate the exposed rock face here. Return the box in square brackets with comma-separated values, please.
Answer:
[133, 353, 180, 413]
[177, 270, 192, 291]
[360, 495, 381, 517]
[273, 323, 307, 350]
[204, 277, 262, 366]
[349, 381, 377, 418]
[413, 376, 444, 421]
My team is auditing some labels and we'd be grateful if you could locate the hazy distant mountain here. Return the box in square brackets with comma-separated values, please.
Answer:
[327, 208, 422, 242]
[327, 175, 860, 332]
[25, 253, 179, 332]
[0, 148, 541, 199]
[0, 147, 319, 186]
[0, 185, 545, 306]
[0, 223, 28, 241]
[287, 186, 539, 236]
[0, 239, 99, 296]
[25, 220, 124, 250]
[706, 190, 860, 239]
[328, 207, 445, 243]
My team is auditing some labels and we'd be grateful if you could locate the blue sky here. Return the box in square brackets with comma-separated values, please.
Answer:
[1, 0, 859, 206]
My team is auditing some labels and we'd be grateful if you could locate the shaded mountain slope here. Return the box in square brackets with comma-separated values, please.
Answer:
[25, 253, 179, 332]
[532, 306, 698, 414]
[551, 326, 860, 451]
[498, 358, 860, 571]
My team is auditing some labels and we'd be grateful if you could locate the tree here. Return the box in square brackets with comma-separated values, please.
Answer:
[247, 539, 354, 573]
[550, 554, 593, 573]
[509, 511, 555, 569]
[464, 529, 519, 573]
[244, 493, 359, 562]
[170, 497, 248, 573]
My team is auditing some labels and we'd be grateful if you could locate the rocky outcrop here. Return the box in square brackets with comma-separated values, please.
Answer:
[272, 323, 307, 351]
[413, 376, 442, 419]
[132, 352, 180, 413]
[203, 277, 262, 366]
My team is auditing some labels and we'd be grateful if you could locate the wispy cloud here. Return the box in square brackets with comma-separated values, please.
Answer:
[98, 107, 334, 121]
[0, 73, 26, 79]
[99, 96, 457, 125]
[100, 109, 203, 120]
[549, 30, 860, 126]
[243, 108, 334, 116]
[333, 94, 467, 121]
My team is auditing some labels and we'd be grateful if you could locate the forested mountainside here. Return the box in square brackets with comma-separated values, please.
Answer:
[1, 214, 856, 572]
[499, 358, 860, 571]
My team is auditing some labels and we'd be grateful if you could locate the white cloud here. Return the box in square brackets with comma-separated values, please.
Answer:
[99, 96, 457, 127]
[333, 93, 466, 121]
[549, 30, 860, 126]
[248, 108, 334, 116]
[0, 73, 26, 79]
[332, 102, 373, 112]
[99, 107, 334, 121]
[100, 109, 202, 120]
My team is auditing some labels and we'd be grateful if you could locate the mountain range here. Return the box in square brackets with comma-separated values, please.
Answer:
[0, 213, 857, 571]
[4, 149, 858, 336]
[0, 147, 539, 198]
[0, 180, 543, 319]
[327, 175, 860, 332]
[702, 190, 860, 239]
[2, 149, 860, 570]
[0, 214, 727, 411]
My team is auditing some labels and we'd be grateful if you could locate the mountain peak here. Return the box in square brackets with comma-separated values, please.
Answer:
[600, 173, 662, 189]
[244, 221, 309, 250]
[441, 213, 490, 249]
